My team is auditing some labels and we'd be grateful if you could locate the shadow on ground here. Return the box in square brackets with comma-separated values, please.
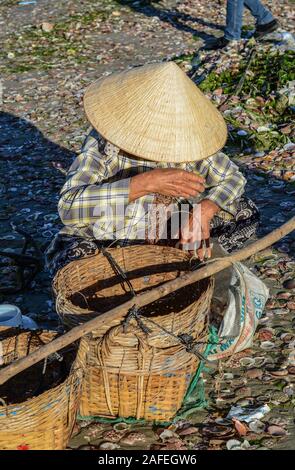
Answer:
[117, 0, 223, 43]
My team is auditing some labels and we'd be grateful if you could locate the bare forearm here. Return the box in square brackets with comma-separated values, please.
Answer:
[129, 168, 205, 203]
[129, 173, 151, 203]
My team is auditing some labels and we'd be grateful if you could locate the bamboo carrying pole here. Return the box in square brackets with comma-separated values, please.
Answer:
[0, 217, 294, 386]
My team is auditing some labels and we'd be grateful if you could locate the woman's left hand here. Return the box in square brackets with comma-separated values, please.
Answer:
[179, 199, 220, 260]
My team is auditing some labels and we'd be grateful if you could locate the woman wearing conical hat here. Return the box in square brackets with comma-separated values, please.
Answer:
[46, 62, 259, 274]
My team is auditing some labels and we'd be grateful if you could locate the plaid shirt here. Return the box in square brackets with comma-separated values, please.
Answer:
[58, 128, 246, 241]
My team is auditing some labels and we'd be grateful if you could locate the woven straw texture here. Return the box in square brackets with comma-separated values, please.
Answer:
[53, 245, 213, 343]
[0, 328, 88, 450]
[84, 61, 227, 162]
[53, 245, 214, 421]
[79, 323, 207, 421]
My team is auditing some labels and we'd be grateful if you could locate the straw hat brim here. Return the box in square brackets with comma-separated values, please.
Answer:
[84, 62, 228, 162]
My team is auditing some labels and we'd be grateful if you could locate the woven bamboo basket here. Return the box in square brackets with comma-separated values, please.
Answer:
[79, 323, 203, 422]
[53, 245, 214, 343]
[0, 327, 88, 450]
[53, 245, 214, 421]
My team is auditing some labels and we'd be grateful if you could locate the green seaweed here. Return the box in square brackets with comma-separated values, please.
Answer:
[198, 48, 294, 152]
[0, 3, 118, 74]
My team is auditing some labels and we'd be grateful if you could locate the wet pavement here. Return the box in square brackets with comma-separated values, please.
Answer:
[0, 0, 294, 451]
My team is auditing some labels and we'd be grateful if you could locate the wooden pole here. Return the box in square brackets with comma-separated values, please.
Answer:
[0, 216, 294, 386]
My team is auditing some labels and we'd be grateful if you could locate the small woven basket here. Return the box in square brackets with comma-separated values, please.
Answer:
[0, 327, 88, 450]
[79, 324, 203, 422]
[53, 245, 214, 343]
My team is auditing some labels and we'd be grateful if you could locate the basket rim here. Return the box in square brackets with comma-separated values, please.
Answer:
[0, 329, 83, 414]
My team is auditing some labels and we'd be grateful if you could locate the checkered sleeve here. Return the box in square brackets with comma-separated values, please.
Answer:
[198, 152, 246, 216]
[58, 130, 131, 237]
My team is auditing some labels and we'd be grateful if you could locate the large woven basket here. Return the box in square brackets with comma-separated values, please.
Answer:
[54, 245, 214, 421]
[0, 327, 87, 450]
[79, 323, 202, 422]
[53, 245, 214, 343]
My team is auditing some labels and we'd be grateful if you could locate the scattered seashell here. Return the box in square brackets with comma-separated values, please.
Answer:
[255, 393, 271, 403]
[223, 373, 234, 380]
[261, 438, 277, 449]
[85, 423, 104, 438]
[177, 426, 199, 436]
[264, 268, 280, 277]
[41, 22, 54, 33]
[153, 438, 187, 450]
[120, 432, 147, 446]
[283, 384, 294, 396]
[79, 419, 95, 429]
[113, 422, 130, 432]
[249, 420, 265, 434]
[239, 357, 256, 368]
[257, 126, 271, 133]
[202, 425, 234, 438]
[241, 440, 251, 450]
[237, 130, 248, 136]
[216, 397, 227, 405]
[261, 373, 275, 382]
[260, 341, 275, 350]
[235, 398, 253, 407]
[283, 279, 295, 289]
[288, 351, 295, 366]
[209, 438, 224, 448]
[246, 368, 263, 379]
[270, 391, 290, 404]
[257, 328, 274, 341]
[287, 301, 295, 310]
[269, 369, 288, 377]
[277, 292, 292, 300]
[288, 366, 295, 374]
[77, 444, 96, 450]
[226, 439, 242, 451]
[235, 386, 252, 397]
[268, 416, 289, 427]
[288, 340, 295, 349]
[233, 419, 248, 436]
[254, 356, 266, 367]
[266, 425, 287, 436]
[102, 430, 124, 443]
[264, 356, 275, 366]
[254, 151, 265, 157]
[259, 316, 271, 325]
[99, 442, 120, 450]
[272, 308, 290, 315]
[284, 143, 295, 151]
[281, 333, 294, 342]
[159, 429, 177, 441]
[265, 299, 280, 309]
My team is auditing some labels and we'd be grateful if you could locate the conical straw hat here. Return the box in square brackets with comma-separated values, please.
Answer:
[84, 62, 227, 162]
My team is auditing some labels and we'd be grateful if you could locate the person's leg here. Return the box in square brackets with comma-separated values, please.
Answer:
[208, 0, 244, 50]
[244, 0, 274, 25]
[224, 0, 245, 41]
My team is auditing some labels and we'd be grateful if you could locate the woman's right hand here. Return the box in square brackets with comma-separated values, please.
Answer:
[129, 168, 205, 202]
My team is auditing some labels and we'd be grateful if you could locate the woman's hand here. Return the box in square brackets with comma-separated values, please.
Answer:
[129, 168, 205, 202]
[179, 199, 220, 260]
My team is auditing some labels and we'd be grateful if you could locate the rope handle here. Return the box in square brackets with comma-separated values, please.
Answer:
[100, 247, 136, 296]
[122, 305, 211, 364]
[100, 247, 219, 364]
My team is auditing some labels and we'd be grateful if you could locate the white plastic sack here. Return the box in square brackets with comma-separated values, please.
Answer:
[208, 262, 269, 361]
